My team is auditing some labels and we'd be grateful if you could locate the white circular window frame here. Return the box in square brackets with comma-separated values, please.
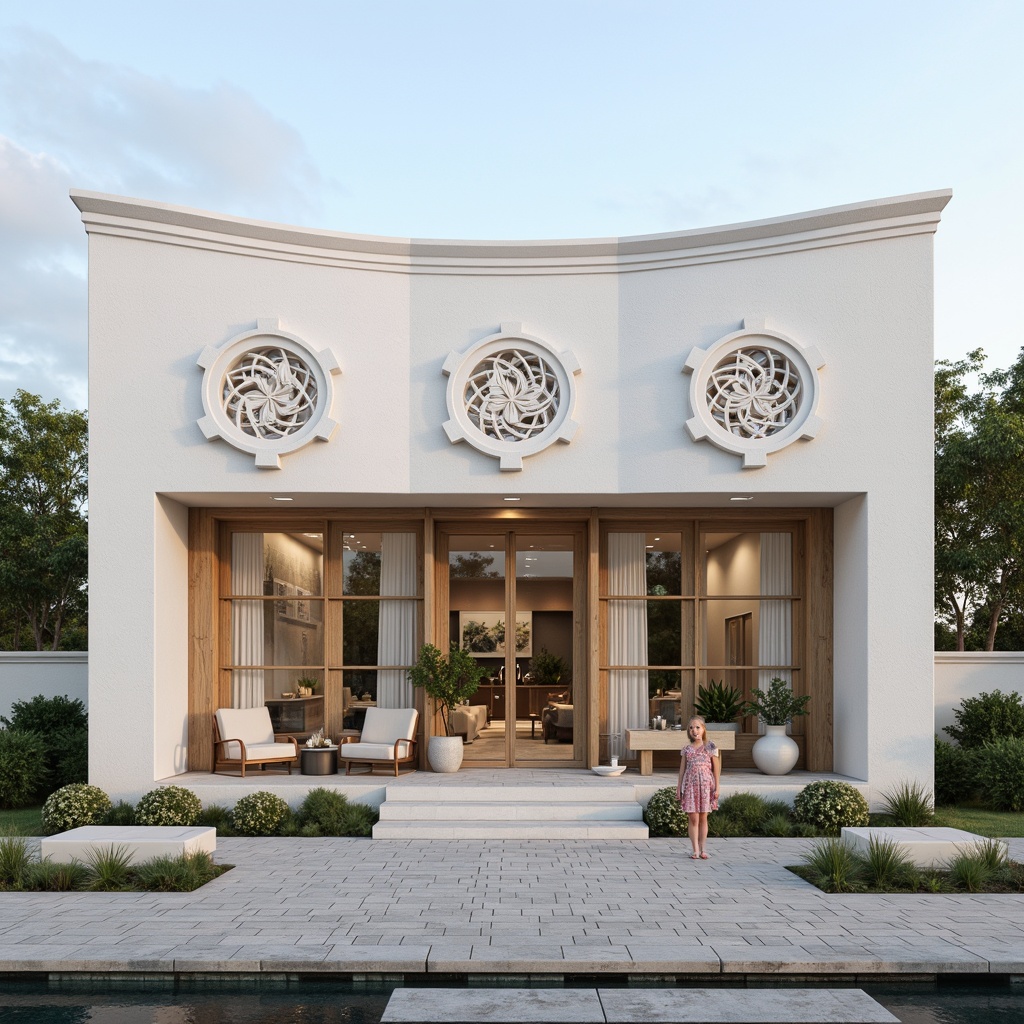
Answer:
[197, 317, 342, 470]
[683, 317, 825, 469]
[442, 321, 581, 472]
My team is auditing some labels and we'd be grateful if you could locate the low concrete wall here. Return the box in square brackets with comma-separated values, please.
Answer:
[934, 652, 1024, 739]
[0, 652, 88, 723]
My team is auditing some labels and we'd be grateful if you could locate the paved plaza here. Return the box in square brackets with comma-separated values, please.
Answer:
[1, 834, 1022, 977]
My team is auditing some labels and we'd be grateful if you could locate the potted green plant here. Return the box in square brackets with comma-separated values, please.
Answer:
[409, 642, 488, 773]
[741, 677, 811, 775]
[694, 678, 743, 732]
[529, 648, 568, 690]
[296, 676, 319, 697]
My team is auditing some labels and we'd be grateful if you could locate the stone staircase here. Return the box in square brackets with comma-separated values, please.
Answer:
[372, 782, 649, 839]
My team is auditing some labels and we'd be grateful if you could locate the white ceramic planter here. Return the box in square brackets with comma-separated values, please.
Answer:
[427, 735, 464, 773]
[751, 724, 799, 775]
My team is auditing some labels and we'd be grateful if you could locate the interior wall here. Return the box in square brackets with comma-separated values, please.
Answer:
[705, 534, 760, 668]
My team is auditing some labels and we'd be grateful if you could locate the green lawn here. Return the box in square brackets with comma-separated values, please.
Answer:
[932, 804, 1024, 838]
[0, 806, 43, 836]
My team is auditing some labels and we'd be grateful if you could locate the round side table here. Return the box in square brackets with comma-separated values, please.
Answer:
[300, 746, 338, 776]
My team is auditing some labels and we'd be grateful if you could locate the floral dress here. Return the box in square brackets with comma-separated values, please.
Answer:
[679, 742, 719, 813]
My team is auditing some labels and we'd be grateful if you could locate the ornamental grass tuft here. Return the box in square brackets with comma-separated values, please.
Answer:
[880, 780, 934, 826]
[800, 837, 860, 893]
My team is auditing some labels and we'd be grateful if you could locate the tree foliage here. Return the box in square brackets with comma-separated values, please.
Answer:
[935, 350, 1024, 650]
[0, 392, 88, 650]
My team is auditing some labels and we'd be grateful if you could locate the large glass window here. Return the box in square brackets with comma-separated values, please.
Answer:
[220, 525, 422, 739]
[600, 523, 800, 761]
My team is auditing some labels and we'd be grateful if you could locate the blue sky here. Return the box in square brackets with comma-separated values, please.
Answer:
[1, 0, 1021, 410]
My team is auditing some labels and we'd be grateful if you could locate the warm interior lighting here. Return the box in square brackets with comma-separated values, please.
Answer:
[730, 495, 754, 502]
[271, 496, 294, 501]
[503, 496, 521, 502]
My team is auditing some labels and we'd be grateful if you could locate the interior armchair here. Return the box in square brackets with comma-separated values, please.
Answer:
[542, 702, 574, 743]
[339, 707, 419, 776]
[213, 706, 300, 777]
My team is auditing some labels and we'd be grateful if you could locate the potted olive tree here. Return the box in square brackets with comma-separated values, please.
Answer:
[742, 677, 811, 775]
[694, 678, 744, 733]
[409, 642, 488, 773]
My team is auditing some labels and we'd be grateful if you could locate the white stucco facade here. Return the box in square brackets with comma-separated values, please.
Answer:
[73, 188, 950, 803]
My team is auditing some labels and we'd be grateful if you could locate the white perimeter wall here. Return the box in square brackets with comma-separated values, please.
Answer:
[75, 189, 948, 802]
[934, 652, 1024, 739]
[0, 652, 88, 723]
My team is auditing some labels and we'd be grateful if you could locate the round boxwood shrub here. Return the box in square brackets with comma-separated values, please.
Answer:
[793, 780, 869, 835]
[135, 785, 202, 826]
[41, 783, 112, 834]
[643, 787, 687, 837]
[231, 791, 290, 836]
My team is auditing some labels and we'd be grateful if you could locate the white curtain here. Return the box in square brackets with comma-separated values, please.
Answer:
[231, 533, 265, 709]
[607, 533, 649, 759]
[758, 532, 793, 708]
[376, 533, 418, 707]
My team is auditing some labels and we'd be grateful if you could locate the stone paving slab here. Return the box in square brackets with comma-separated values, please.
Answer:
[0, 836, 1022, 976]
[382, 988, 899, 1023]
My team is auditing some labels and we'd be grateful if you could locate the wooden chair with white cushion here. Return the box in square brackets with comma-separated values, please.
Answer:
[214, 706, 300, 777]
[339, 707, 419, 776]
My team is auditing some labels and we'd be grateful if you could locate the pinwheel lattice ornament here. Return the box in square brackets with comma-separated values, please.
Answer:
[442, 323, 581, 472]
[197, 318, 342, 469]
[683, 318, 824, 469]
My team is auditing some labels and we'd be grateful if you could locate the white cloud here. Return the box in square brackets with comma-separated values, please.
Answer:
[0, 29, 331, 409]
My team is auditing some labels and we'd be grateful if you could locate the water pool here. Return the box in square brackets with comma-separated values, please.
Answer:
[0, 978, 1022, 1023]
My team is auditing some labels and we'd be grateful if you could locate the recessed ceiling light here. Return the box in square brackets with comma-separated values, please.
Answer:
[303, 533, 319, 538]
[503, 496, 521, 502]
[271, 496, 294, 501]
[730, 495, 754, 502]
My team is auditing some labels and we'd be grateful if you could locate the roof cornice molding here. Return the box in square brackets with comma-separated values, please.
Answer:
[70, 189, 952, 276]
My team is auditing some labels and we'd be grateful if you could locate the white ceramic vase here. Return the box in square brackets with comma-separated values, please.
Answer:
[751, 724, 799, 775]
[428, 735, 464, 773]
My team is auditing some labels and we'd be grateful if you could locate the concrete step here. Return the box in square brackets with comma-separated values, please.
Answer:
[382, 783, 639, 803]
[372, 819, 650, 840]
[378, 800, 643, 821]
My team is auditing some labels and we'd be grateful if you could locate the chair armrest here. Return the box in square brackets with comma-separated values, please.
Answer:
[214, 736, 248, 760]
[392, 737, 417, 758]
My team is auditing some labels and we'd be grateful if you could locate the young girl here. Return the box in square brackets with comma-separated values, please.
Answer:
[676, 715, 721, 859]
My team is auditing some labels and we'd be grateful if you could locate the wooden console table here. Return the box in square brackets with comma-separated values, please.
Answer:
[625, 728, 736, 776]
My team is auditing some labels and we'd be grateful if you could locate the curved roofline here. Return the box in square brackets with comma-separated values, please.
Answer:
[69, 188, 951, 274]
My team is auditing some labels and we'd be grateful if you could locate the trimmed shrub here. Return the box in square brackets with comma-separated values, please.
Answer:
[0, 729, 48, 808]
[49, 727, 89, 791]
[934, 737, 980, 806]
[793, 780, 869, 835]
[41, 784, 112, 834]
[230, 791, 290, 836]
[643, 787, 688, 837]
[135, 786, 201, 827]
[716, 792, 769, 832]
[103, 801, 137, 826]
[1, 696, 88, 798]
[1, 695, 87, 733]
[979, 736, 1024, 812]
[293, 787, 378, 837]
[197, 804, 235, 836]
[944, 689, 1024, 749]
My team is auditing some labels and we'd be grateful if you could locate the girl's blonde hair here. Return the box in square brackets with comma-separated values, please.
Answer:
[688, 716, 708, 744]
